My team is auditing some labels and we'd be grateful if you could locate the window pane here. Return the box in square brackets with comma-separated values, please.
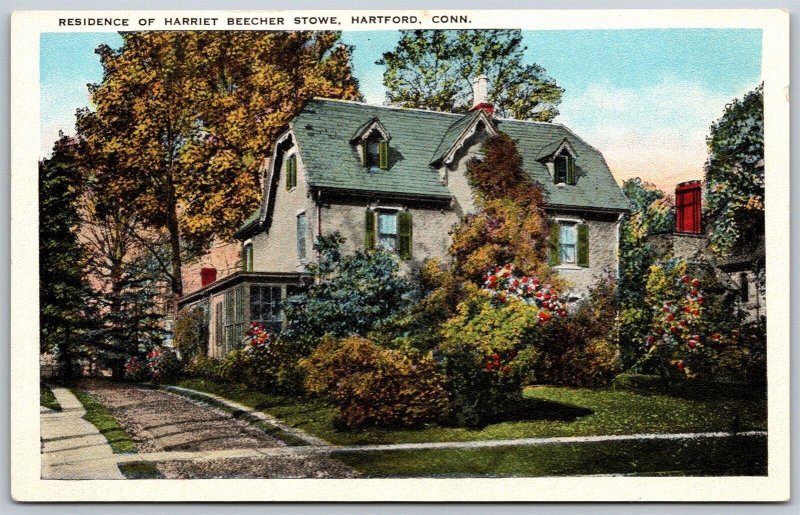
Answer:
[379, 235, 397, 251]
[555, 156, 568, 183]
[296, 214, 306, 260]
[560, 244, 576, 263]
[560, 224, 576, 244]
[367, 141, 379, 168]
[378, 212, 397, 234]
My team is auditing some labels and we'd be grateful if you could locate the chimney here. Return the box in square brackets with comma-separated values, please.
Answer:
[200, 267, 217, 287]
[675, 181, 702, 234]
[470, 75, 494, 115]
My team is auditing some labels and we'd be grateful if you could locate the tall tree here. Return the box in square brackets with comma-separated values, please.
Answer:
[704, 84, 764, 255]
[78, 31, 361, 302]
[449, 133, 554, 283]
[39, 136, 90, 378]
[378, 30, 563, 121]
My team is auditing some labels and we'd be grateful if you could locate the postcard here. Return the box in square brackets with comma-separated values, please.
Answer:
[10, 8, 790, 502]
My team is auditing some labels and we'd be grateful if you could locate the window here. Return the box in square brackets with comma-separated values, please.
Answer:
[549, 221, 589, 267]
[740, 272, 750, 302]
[242, 243, 253, 272]
[554, 154, 575, 184]
[214, 302, 223, 352]
[559, 223, 577, 264]
[296, 213, 307, 261]
[250, 285, 283, 334]
[223, 286, 245, 353]
[377, 211, 398, 251]
[364, 137, 389, 170]
[285, 154, 297, 190]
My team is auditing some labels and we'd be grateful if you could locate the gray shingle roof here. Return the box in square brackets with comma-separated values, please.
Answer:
[244, 98, 630, 236]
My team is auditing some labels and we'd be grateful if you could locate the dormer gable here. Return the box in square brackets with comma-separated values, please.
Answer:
[538, 137, 578, 185]
[351, 118, 391, 170]
[431, 109, 498, 167]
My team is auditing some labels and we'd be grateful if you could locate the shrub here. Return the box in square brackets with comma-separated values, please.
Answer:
[123, 356, 148, 382]
[185, 355, 224, 380]
[532, 277, 623, 387]
[300, 336, 450, 429]
[437, 265, 567, 426]
[173, 306, 208, 362]
[282, 234, 418, 350]
[146, 347, 183, 382]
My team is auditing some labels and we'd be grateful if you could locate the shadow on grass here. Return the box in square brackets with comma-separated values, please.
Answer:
[612, 374, 767, 402]
[484, 397, 594, 425]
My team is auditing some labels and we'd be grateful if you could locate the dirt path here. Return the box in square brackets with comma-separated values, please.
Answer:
[78, 380, 357, 478]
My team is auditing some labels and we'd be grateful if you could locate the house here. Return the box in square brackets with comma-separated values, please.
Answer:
[647, 180, 765, 321]
[178, 77, 630, 357]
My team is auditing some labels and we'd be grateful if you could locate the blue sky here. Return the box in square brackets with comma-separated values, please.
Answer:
[41, 29, 762, 191]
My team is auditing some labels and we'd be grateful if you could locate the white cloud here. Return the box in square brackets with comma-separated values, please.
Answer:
[557, 78, 755, 193]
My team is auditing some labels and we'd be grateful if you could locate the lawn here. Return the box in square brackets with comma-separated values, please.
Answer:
[40, 384, 61, 411]
[172, 378, 767, 446]
[71, 388, 137, 454]
[335, 435, 768, 477]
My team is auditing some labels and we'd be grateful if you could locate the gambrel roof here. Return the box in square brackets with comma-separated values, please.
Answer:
[237, 98, 629, 237]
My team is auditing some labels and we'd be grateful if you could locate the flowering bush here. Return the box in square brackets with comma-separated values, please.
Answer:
[123, 356, 148, 381]
[300, 336, 450, 428]
[243, 321, 273, 349]
[482, 263, 568, 320]
[640, 259, 756, 380]
[145, 346, 183, 382]
[438, 265, 567, 426]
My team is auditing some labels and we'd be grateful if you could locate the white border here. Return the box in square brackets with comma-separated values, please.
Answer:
[10, 8, 791, 502]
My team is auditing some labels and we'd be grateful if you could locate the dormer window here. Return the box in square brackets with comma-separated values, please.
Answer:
[554, 154, 574, 185]
[364, 136, 389, 171]
[351, 118, 391, 171]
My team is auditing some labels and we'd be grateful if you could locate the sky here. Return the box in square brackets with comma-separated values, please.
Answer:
[41, 29, 762, 193]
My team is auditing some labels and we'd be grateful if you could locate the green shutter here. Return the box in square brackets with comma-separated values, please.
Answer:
[285, 156, 296, 190]
[577, 223, 589, 267]
[567, 157, 576, 185]
[362, 141, 369, 168]
[379, 141, 389, 170]
[549, 222, 560, 266]
[365, 209, 375, 251]
[398, 210, 413, 260]
[291, 156, 297, 188]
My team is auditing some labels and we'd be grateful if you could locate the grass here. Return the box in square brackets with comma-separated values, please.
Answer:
[118, 461, 163, 479]
[40, 384, 61, 411]
[335, 435, 768, 477]
[71, 388, 137, 454]
[173, 378, 767, 447]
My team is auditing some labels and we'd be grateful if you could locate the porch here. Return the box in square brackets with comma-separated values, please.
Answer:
[178, 271, 310, 358]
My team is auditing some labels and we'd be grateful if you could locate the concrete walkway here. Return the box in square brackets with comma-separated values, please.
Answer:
[40, 387, 125, 480]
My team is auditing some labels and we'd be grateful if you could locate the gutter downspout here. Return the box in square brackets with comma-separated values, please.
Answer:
[615, 212, 625, 280]
[316, 189, 323, 265]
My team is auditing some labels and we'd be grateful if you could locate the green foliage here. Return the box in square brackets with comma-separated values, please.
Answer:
[533, 278, 623, 387]
[300, 336, 450, 429]
[438, 288, 543, 426]
[283, 233, 418, 346]
[173, 306, 208, 362]
[379, 30, 563, 121]
[40, 384, 62, 411]
[450, 133, 555, 286]
[147, 347, 183, 383]
[618, 178, 675, 366]
[704, 85, 764, 255]
[39, 137, 91, 378]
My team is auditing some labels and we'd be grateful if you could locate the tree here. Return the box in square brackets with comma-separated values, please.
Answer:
[704, 84, 764, 255]
[39, 136, 91, 378]
[449, 133, 555, 284]
[78, 31, 361, 302]
[617, 178, 674, 366]
[378, 30, 563, 121]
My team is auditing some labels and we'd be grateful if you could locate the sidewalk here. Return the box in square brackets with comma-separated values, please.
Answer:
[40, 387, 125, 479]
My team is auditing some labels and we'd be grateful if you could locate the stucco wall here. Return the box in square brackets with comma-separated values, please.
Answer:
[250, 143, 317, 274]
[318, 197, 459, 272]
[549, 210, 621, 298]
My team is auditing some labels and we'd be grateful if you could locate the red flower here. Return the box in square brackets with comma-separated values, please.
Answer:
[687, 340, 697, 349]
[676, 361, 685, 372]
[691, 279, 701, 288]
[646, 335, 655, 344]
[681, 275, 691, 284]
[666, 314, 674, 321]
[501, 366, 512, 375]
[670, 326, 678, 334]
